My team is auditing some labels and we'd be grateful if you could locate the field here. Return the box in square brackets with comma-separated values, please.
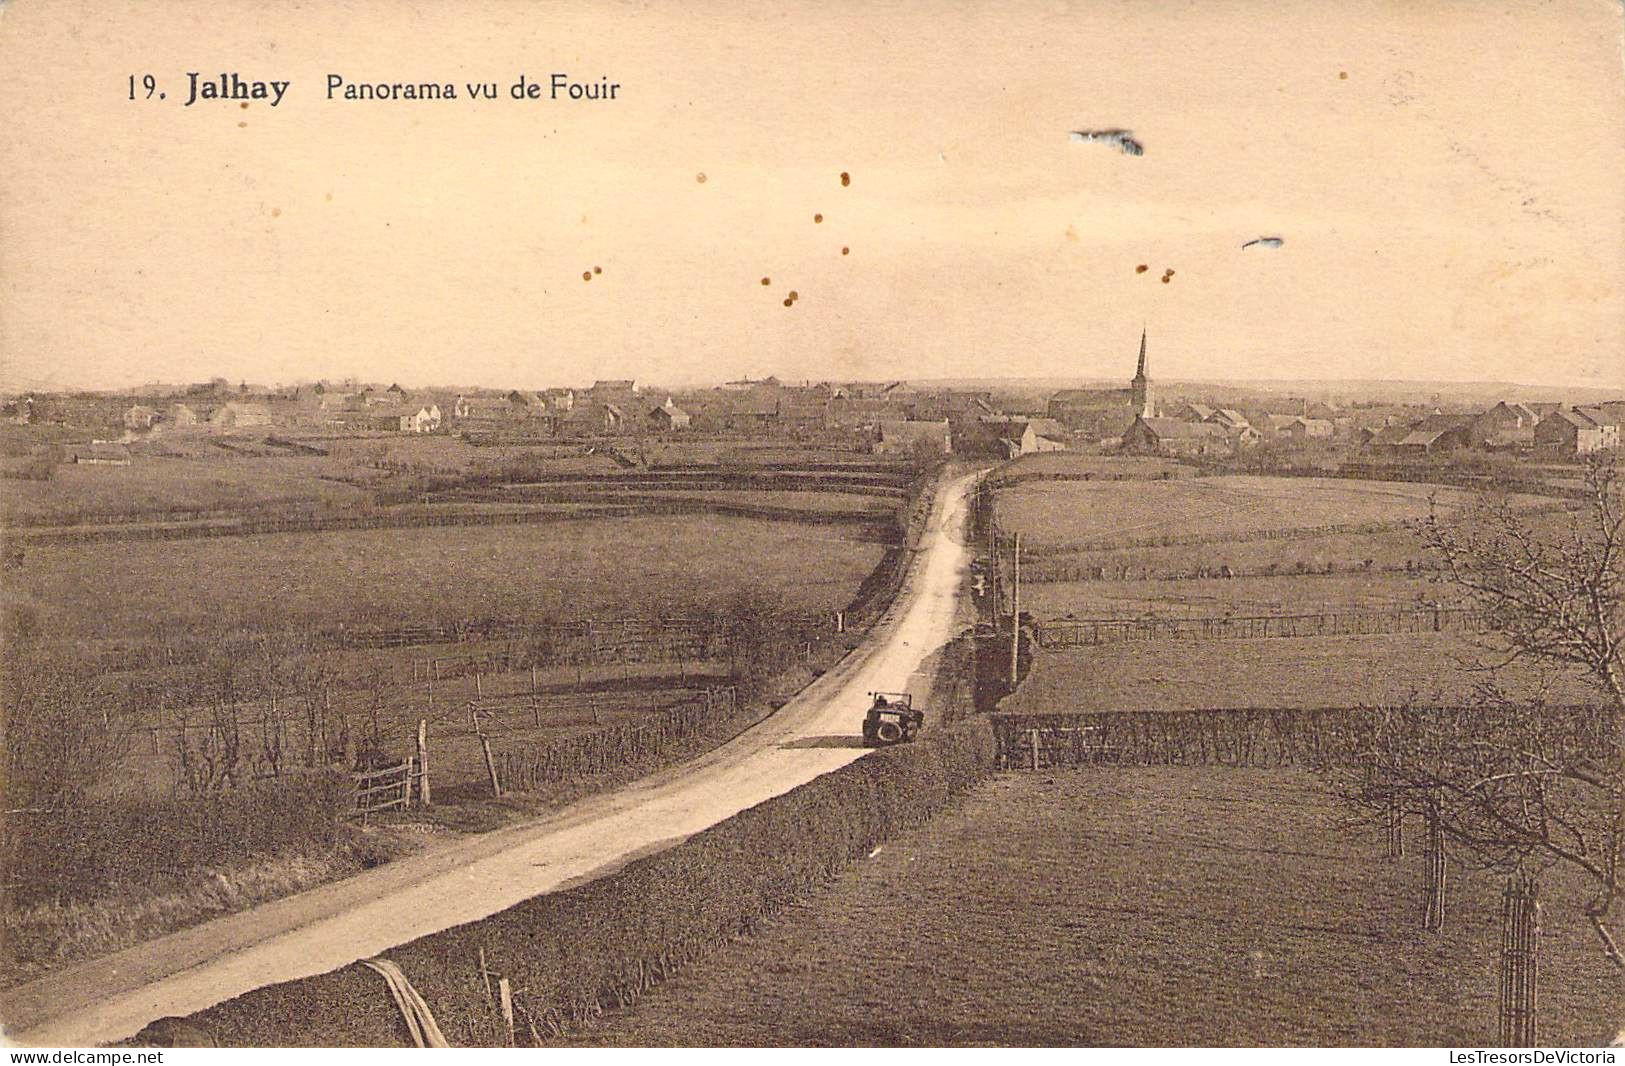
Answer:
[0, 453, 374, 526]
[571, 769, 1617, 1046]
[7, 515, 886, 643]
[1004, 634, 1594, 713]
[994, 475, 1536, 550]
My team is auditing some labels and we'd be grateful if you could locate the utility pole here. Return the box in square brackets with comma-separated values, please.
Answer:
[1009, 531, 1022, 687]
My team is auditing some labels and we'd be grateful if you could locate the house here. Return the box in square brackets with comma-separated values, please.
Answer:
[646, 398, 692, 431]
[874, 419, 952, 456]
[72, 443, 131, 466]
[1470, 401, 1542, 447]
[912, 390, 997, 423]
[1536, 408, 1618, 456]
[168, 403, 200, 429]
[1173, 403, 1216, 423]
[208, 402, 273, 429]
[402, 404, 442, 433]
[585, 380, 638, 406]
[1364, 415, 1473, 457]
[778, 385, 835, 431]
[453, 395, 520, 421]
[1120, 415, 1231, 457]
[973, 417, 1068, 458]
[1206, 408, 1252, 433]
[1280, 416, 1335, 440]
[563, 401, 625, 435]
[123, 404, 157, 430]
[1576, 404, 1623, 437]
[538, 388, 575, 413]
[732, 391, 783, 430]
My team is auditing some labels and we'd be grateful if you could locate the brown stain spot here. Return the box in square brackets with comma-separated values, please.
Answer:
[1161, 275, 1171, 284]
[761, 277, 771, 286]
[271, 207, 281, 218]
[1135, 264, 1148, 274]
[240, 102, 249, 110]
[788, 290, 799, 300]
[325, 193, 333, 202]
[813, 213, 823, 224]
[1163, 268, 1175, 277]
[842, 246, 850, 256]
[840, 172, 850, 187]
[782, 298, 793, 307]
[1339, 71, 1348, 80]
[593, 266, 602, 275]
[582, 271, 592, 282]
[696, 172, 707, 183]
[238, 121, 247, 128]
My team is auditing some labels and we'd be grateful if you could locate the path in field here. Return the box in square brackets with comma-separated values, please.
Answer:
[0, 470, 979, 1048]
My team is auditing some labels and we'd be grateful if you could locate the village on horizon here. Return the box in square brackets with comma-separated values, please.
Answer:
[5, 329, 1621, 471]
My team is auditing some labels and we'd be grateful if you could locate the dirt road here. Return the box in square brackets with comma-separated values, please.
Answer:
[2, 470, 979, 1048]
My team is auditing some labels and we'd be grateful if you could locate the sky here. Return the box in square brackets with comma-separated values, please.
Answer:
[0, 0, 1622, 392]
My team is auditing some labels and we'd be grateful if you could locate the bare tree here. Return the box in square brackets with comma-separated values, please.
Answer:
[1, 650, 130, 808]
[1318, 457, 1623, 969]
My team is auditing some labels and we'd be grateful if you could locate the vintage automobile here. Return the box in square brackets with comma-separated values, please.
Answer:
[862, 691, 924, 746]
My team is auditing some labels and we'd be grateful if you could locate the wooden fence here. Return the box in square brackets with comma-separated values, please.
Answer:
[1033, 606, 1491, 648]
[491, 686, 738, 793]
[990, 705, 1607, 770]
[350, 757, 421, 821]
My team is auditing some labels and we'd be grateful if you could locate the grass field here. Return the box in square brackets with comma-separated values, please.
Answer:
[7, 515, 886, 642]
[995, 476, 1520, 550]
[1005, 634, 1594, 713]
[0, 454, 373, 526]
[1023, 526, 1437, 582]
[571, 769, 1617, 1046]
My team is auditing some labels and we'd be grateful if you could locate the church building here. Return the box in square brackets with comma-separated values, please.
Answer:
[1046, 328, 1156, 440]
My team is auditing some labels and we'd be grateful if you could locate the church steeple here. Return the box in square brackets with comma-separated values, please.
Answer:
[1130, 326, 1153, 418]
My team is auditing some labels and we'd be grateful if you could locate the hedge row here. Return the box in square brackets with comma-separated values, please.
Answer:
[8, 497, 897, 547]
[492, 688, 738, 792]
[185, 718, 997, 1047]
[2, 770, 351, 907]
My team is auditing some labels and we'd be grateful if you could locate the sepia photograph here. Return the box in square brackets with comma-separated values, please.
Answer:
[0, 0, 1622, 1052]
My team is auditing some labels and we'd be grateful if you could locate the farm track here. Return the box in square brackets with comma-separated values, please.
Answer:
[0, 469, 979, 1048]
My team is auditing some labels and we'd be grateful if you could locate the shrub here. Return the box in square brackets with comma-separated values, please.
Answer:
[188, 719, 997, 1046]
[2, 770, 350, 907]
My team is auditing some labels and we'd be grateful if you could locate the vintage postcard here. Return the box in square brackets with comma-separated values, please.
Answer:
[0, 0, 1622, 1053]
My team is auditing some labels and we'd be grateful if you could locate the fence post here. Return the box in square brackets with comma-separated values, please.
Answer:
[498, 977, 516, 1047]
[1387, 790, 1404, 859]
[481, 734, 502, 798]
[1498, 874, 1540, 1047]
[416, 718, 432, 807]
[1030, 727, 1040, 772]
